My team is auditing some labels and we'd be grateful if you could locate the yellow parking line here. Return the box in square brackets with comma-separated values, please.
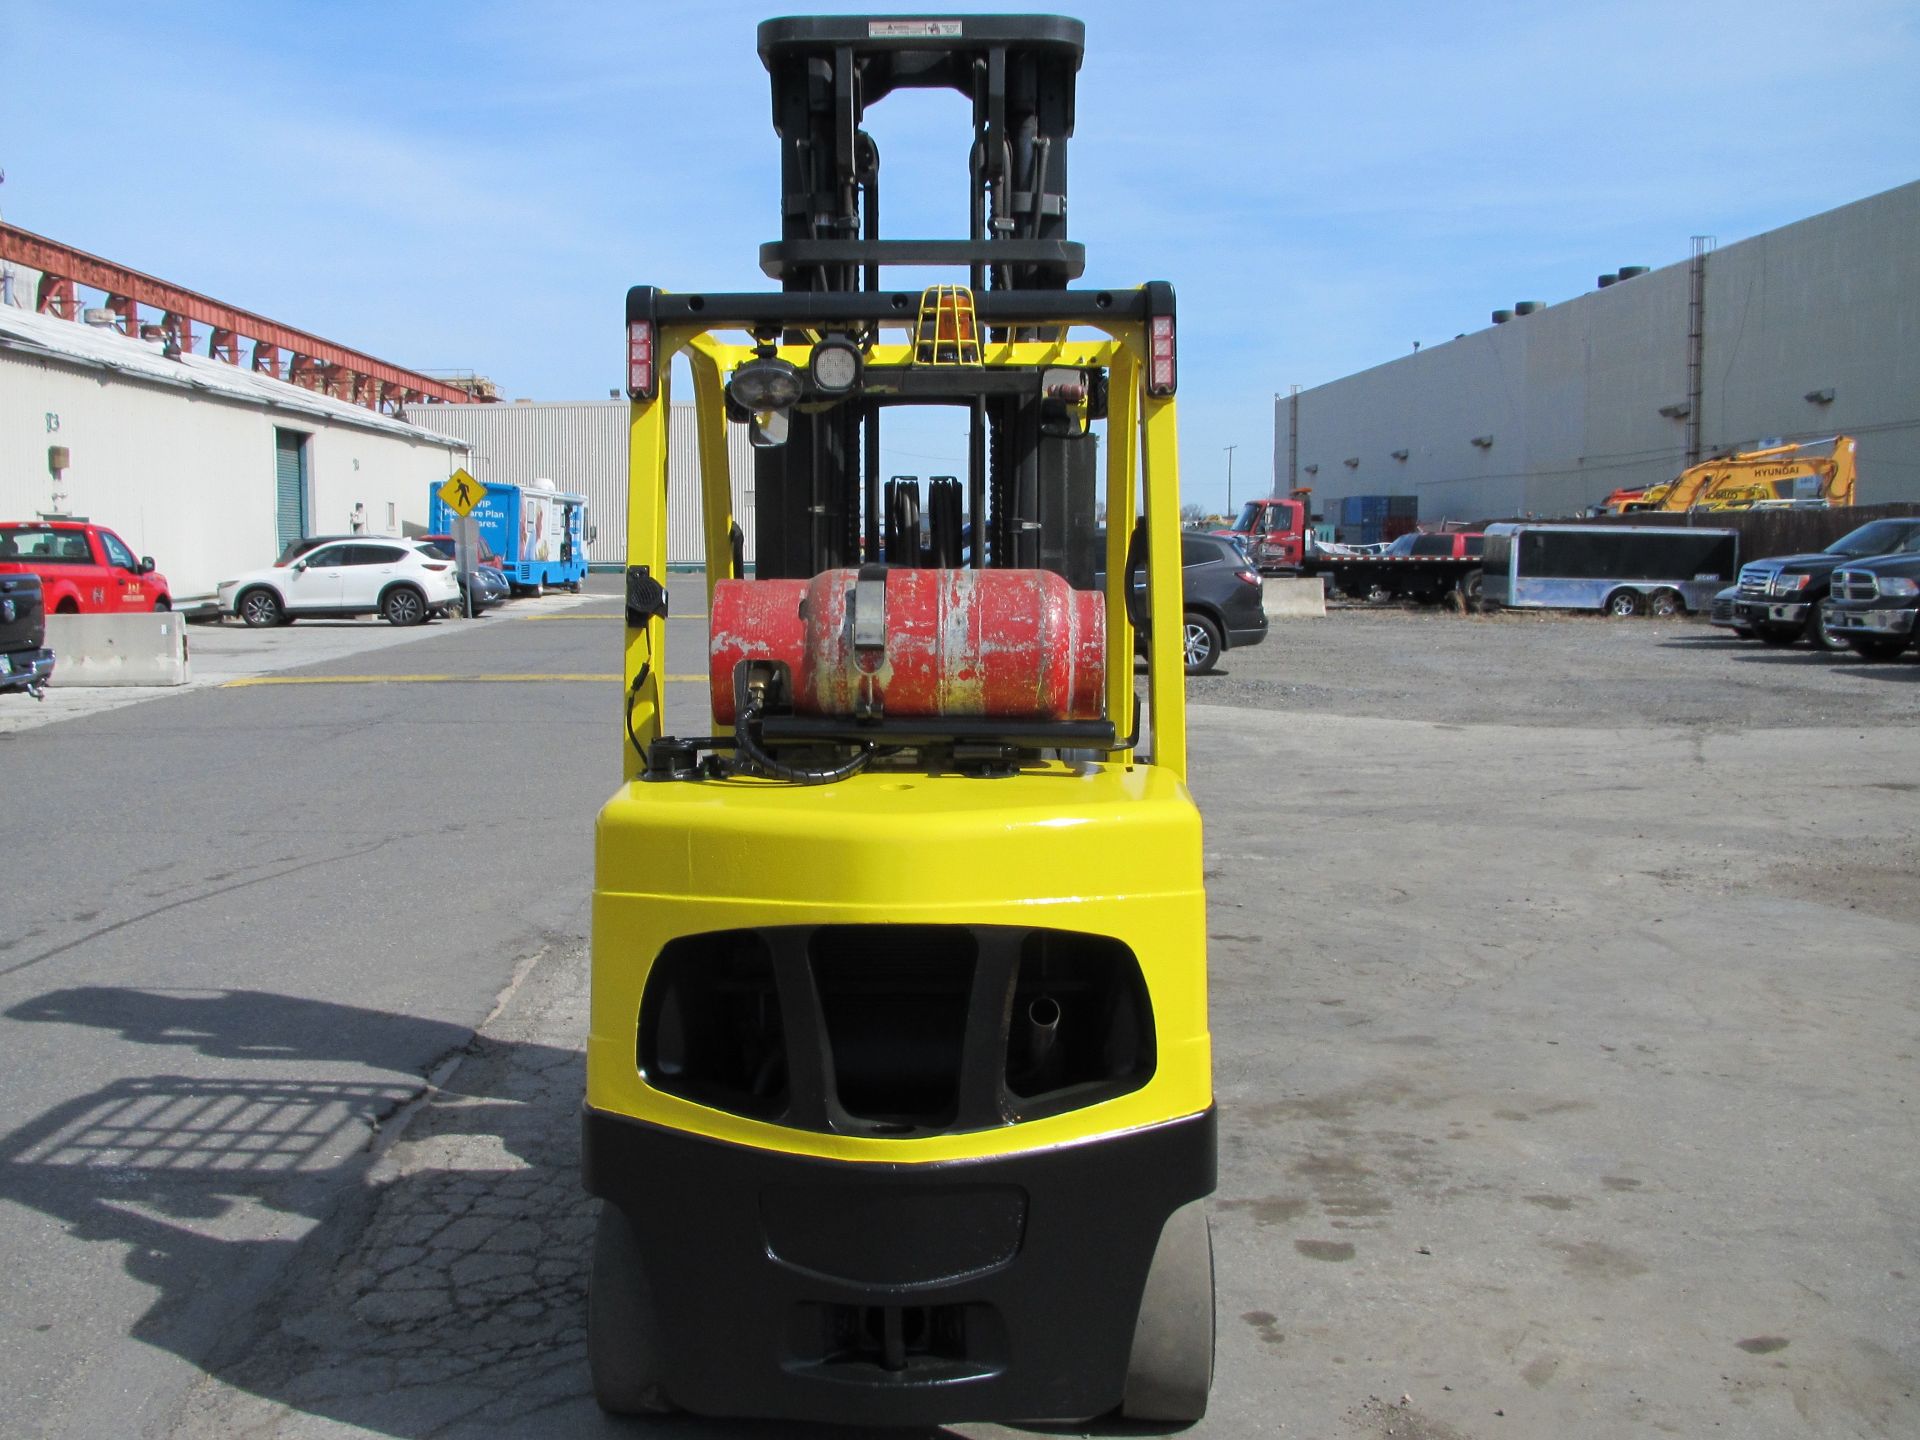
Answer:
[223, 673, 708, 687]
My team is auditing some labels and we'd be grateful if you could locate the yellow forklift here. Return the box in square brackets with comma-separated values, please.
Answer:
[583, 15, 1215, 1425]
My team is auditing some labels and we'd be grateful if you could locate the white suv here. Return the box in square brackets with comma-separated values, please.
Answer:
[218, 540, 462, 627]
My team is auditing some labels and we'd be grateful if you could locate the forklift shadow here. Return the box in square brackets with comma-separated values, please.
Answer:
[0, 986, 1087, 1439]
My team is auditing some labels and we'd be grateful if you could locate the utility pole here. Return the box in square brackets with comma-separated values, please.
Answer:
[1224, 444, 1237, 517]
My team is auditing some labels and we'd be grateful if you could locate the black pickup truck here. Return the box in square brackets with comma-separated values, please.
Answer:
[1827, 552, 1920, 660]
[1718, 517, 1920, 651]
[1, 572, 55, 699]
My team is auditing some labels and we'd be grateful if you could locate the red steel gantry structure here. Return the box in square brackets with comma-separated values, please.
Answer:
[0, 222, 487, 411]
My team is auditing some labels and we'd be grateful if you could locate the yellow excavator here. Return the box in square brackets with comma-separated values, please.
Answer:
[1607, 435, 1858, 514]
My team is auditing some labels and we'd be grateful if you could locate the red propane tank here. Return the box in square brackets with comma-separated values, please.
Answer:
[710, 568, 1105, 724]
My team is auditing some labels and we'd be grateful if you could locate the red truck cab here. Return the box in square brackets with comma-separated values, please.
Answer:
[0, 521, 172, 613]
[1214, 497, 1309, 572]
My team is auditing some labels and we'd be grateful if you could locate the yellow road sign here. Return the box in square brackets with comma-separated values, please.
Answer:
[438, 468, 483, 517]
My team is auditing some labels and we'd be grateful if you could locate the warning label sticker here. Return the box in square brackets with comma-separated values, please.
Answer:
[868, 20, 962, 38]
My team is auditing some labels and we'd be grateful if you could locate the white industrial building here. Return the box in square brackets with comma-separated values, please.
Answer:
[401, 399, 757, 570]
[0, 305, 467, 606]
[1276, 179, 1920, 523]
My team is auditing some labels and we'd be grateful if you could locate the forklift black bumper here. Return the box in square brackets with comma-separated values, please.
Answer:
[581, 1103, 1216, 1425]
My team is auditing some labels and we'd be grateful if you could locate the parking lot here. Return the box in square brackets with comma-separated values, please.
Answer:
[1189, 609, 1918, 1438]
[5, 591, 1915, 1439]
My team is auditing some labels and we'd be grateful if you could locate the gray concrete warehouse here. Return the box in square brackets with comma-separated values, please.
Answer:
[1276, 180, 1920, 525]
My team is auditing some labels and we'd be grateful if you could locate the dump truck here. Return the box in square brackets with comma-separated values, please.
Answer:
[583, 14, 1215, 1429]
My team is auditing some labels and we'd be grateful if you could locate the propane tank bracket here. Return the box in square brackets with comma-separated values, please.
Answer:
[851, 564, 888, 652]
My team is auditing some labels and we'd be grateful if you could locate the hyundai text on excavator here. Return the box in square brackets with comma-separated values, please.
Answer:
[1595, 434, 1859, 515]
[581, 15, 1216, 1427]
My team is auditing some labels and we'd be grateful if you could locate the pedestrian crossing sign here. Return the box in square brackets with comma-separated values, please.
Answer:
[438, 469, 483, 517]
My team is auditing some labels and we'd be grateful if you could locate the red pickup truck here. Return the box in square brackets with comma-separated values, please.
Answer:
[0, 521, 172, 613]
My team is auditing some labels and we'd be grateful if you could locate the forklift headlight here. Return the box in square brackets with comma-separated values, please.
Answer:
[808, 337, 863, 395]
[728, 357, 803, 413]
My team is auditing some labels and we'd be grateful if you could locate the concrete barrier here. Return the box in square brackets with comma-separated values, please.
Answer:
[1262, 576, 1327, 619]
[44, 612, 191, 687]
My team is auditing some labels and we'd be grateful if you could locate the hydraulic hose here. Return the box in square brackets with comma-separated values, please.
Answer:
[734, 702, 872, 785]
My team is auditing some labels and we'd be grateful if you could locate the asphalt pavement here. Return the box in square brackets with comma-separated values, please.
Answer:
[4, 590, 1915, 1440]
[0, 577, 703, 1440]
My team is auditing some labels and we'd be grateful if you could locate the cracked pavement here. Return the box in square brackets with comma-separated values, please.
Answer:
[171, 944, 603, 1438]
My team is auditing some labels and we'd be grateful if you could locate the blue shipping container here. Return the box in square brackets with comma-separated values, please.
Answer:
[1341, 494, 1417, 527]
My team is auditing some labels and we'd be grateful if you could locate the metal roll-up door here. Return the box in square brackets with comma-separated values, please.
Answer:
[274, 430, 308, 549]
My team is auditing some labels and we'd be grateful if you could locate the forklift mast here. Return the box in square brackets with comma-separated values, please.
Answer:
[618, 11, 1189, 781]
[749, 15, 1095, 583]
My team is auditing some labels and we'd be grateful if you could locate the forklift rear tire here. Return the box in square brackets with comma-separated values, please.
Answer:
[588, 1202, 676, 1416]
[1120, 1200, 1215, 1423]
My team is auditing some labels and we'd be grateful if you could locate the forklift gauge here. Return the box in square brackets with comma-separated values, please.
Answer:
[809, 337, 863, 395]
[729, 357, 803, 412]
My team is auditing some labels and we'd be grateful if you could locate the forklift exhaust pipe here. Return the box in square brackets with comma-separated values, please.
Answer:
[1023, 996, 1062, 1070]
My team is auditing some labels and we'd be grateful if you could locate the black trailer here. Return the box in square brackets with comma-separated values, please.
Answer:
[1482, 523, 1738, 616]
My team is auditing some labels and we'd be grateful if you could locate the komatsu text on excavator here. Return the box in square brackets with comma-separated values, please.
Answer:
[581, 15, 1216, 1428]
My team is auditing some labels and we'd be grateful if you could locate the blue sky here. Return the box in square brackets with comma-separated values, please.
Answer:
[5, 0, 1917, 513]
